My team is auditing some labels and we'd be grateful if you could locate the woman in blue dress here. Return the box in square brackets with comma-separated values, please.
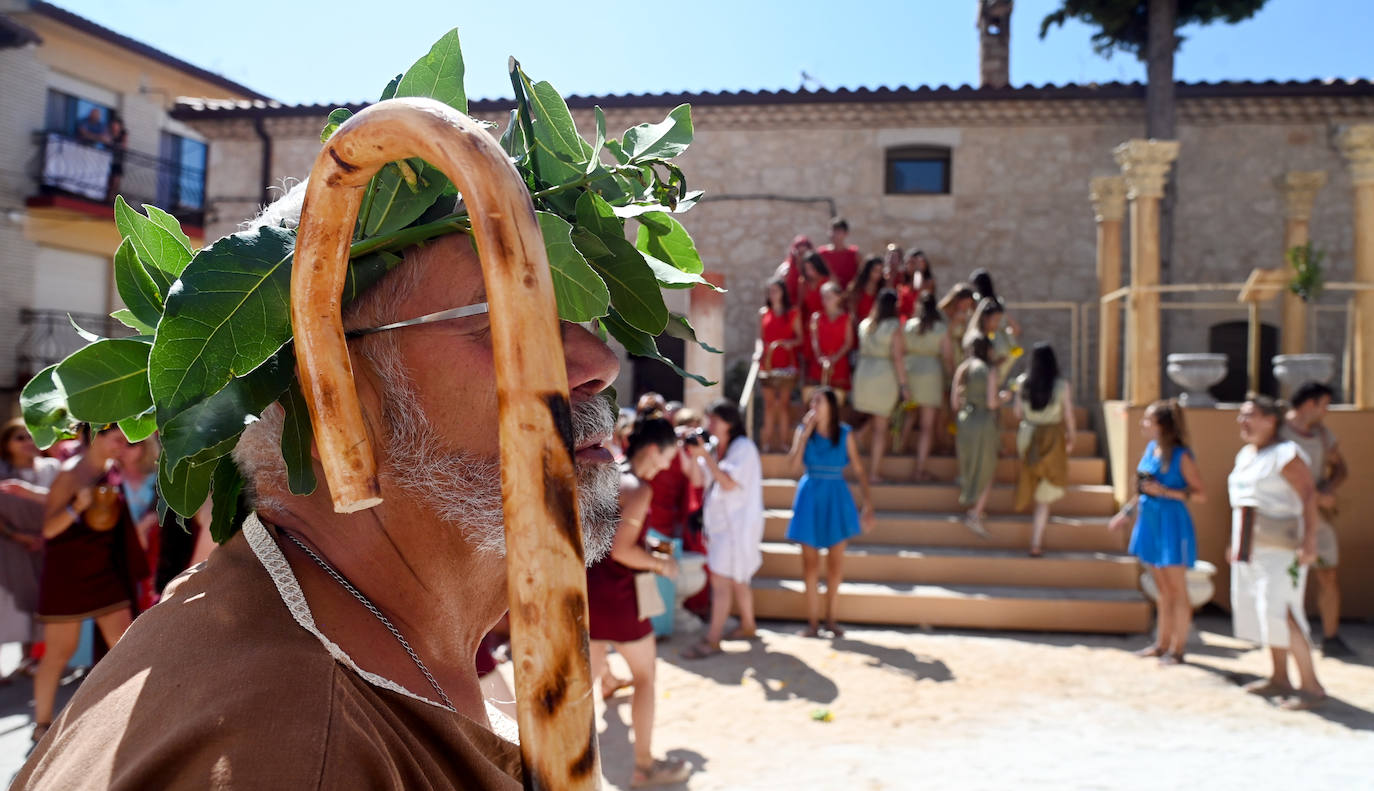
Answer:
[1108, 399, 1207, 665]
[785, 387, 875, 637]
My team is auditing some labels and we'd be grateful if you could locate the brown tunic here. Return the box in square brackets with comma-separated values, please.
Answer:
[14, 521, 523, 790]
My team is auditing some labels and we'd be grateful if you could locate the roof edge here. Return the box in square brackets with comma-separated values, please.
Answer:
[27, 0, 272, 101]
[169, 78, 1374, 121]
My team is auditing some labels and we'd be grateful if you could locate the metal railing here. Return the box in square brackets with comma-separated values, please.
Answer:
[34, 131, 205, 225]
[1100, 282, 1373, 402]
[15, 308, 130, 384]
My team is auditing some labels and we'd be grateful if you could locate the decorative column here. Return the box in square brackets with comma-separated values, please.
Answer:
[1276, 171, 1327, 355]
[1091, 176, 1128, 401]
[1339, 126, 1374, 408]
[684, 272, 726, 413]
[1114, 139, 1180, 406]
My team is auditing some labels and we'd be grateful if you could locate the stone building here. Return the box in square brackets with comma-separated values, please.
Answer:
[0, 0, 265, 395]
[173, 76, 1374, 406]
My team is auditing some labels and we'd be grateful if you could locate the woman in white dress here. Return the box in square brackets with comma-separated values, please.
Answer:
[1227, 395, 1325, 710]
[682, 400, 764, 659]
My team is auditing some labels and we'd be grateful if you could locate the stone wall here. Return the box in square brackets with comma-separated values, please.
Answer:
[186, 92, 1374, 405]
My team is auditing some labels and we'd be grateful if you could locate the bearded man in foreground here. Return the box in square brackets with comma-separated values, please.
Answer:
[15, 201, 622, 789]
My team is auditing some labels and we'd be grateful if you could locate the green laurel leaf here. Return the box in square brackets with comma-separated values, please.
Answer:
[115, 196, 192, 292]
[280, 381, 317, 497]
[149, 224, 295, 424]
[20, 366, 78, 450]
[395, 28, 467, 113]
[538, 211, 609, 323]
[55, 338, 153, 424]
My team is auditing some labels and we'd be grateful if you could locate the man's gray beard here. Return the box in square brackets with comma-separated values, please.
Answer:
[377, 365, 620, 564]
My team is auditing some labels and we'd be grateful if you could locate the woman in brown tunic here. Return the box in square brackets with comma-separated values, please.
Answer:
[31, 425, 146, 742]
[585, 416, 691, 787]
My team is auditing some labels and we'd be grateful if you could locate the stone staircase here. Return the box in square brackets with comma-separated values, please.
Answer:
[750, 407, 1152, 634]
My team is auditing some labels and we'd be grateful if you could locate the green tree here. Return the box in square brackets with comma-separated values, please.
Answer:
[1039, 0, 1269, 139]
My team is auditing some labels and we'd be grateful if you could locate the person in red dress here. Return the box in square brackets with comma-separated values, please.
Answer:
[817, 217, 861, 290]
[847, 256, 887, 328]
[772, 235, 813, 305]
[796, 252, 831, 381]
[31, 425, 147, 743]
[585, 416, 690, 788]
[755, 278, 802, 453]
[807, 282, 855, 404]
[897, 249, 936, 319]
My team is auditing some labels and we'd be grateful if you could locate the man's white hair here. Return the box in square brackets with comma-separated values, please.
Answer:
[231, 184, 619, 562]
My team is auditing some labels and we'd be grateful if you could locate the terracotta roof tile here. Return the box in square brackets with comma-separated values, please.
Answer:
[170, 78, 1374, 120]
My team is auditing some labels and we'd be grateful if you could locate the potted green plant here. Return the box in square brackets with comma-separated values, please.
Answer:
[1275, 241, 1336, 391]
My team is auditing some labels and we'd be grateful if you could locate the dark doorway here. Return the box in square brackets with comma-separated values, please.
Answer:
[631, 334, 685, 403]
[1208, 321, 1277, 402]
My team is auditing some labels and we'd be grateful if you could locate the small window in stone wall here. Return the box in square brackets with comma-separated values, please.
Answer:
[885, 145, 951, 195]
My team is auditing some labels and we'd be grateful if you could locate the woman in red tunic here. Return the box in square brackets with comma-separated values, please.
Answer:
[847, 255, 886, 327]
[772, 234, 813, 305]
[797, 252, 831, 380]
[31, 425, 147, 742]
[807, 282, 854, 403]
[755, 278, 801, 453]
[586, 417, 690, 787]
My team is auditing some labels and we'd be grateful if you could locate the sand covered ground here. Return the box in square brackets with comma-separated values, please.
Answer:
[589, 615, 1374, 790]
[1, 616, 1368, 788]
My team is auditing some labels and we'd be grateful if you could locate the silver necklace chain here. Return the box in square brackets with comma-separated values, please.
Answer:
[278, 530, 455, 711]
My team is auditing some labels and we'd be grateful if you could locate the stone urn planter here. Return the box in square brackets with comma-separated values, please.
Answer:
[1273, 353, 1335, 394]
[1140, 560, 1217, 610]
[1166, 353, 1228, 407]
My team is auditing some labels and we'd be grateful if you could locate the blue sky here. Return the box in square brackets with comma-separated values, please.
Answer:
[54, 0, 1369, 103]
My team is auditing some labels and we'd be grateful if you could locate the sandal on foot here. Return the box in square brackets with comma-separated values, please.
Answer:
[1132, 645, 1165, 659]
[1242, 678, 1293, 697]
[30, 722, 50, 743]
[1279, 691, 1327, 711]
[680, 641, 721, 660]
[963, 513, 990, 539]
[1158, 652, 1185, 666]
[824, 622, 846, 638]
[1028, 546, 1044, 558]
[601, 676, 633, 702]
[800, 625, 822, 638]
[631, 757, 691, 788]
[723, 627, 758, 641]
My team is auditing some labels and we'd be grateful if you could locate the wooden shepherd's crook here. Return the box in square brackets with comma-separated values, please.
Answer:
[291, 97, 601, 790]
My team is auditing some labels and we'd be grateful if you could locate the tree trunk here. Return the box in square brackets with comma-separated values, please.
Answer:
[1147, 0, 1178, 365]
[1145, 0, 1177, 139]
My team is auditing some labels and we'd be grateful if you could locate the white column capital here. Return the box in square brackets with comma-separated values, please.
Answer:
[1338, 125, 1374, 186]
[1113, 139, 1180, 200]
[1275, 171, 1327, 222]
[1089, 176, 1127, 223]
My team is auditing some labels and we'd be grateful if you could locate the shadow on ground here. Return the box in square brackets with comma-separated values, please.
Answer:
[659, 637, 839, 704]
[1186, 659, 1374, 732]
[598, 699, 703, 790]
[829, 636, 953, 682]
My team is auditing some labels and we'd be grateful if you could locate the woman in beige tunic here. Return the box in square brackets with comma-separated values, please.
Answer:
[900, 292, 954, 482]
[851, 290, 907, 484]
[1013, 344, 1077, 556]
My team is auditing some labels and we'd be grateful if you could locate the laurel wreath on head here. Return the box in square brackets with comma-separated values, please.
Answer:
[21, 29, 720, 541]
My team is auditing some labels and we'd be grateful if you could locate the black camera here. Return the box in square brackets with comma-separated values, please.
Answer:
[680, 428, 708, 447]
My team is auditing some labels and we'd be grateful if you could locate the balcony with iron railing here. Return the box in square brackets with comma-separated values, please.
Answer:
[14, 308, 131, 386]
[30, 131, 206, 227]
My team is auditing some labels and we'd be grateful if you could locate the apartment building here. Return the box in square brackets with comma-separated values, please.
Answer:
[0, 1, 266, 398]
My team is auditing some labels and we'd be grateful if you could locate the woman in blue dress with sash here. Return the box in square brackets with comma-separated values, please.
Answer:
[1109, 400, 1206, 665]
[786, 388, 875, 637]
